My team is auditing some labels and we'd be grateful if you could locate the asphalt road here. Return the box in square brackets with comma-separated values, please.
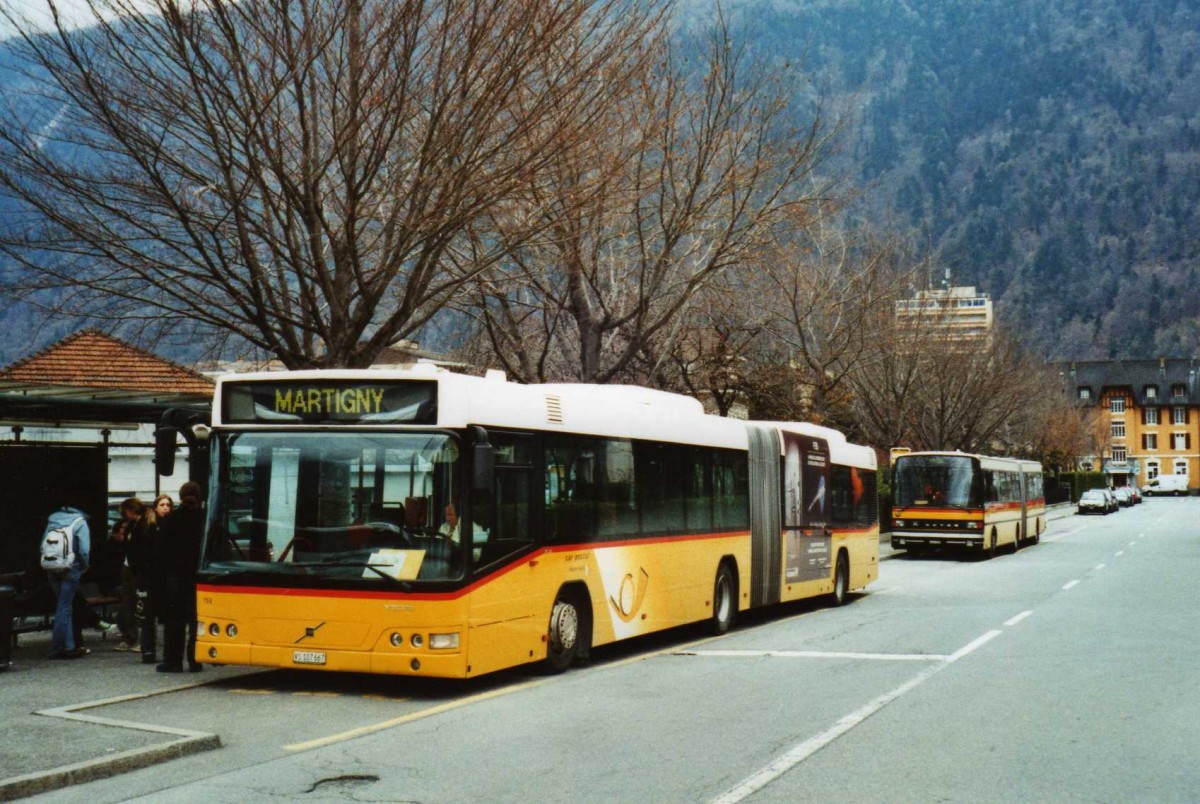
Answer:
[23, 499, 1199, 803]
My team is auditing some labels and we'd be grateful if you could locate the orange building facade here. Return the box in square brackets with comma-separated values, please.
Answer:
[1064, 359, 1199, 493]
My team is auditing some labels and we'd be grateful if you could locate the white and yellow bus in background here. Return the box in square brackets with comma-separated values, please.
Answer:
[187, 367, 879, 678]
[890, 451, 1044, 557]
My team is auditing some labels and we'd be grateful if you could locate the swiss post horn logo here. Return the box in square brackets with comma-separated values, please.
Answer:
[609, 568, 650, 623]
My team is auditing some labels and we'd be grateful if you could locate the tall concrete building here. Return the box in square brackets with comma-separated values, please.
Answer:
[895, 285, 993, 341]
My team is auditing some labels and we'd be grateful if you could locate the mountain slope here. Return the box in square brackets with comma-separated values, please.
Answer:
[725, 0, 1200, 358]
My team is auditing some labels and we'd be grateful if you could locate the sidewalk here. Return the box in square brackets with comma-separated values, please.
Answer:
[0, 626, 256, 802]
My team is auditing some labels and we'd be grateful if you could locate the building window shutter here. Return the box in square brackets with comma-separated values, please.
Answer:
[1188, 434, 1193, 451]
[1143, 434, 1148, 450]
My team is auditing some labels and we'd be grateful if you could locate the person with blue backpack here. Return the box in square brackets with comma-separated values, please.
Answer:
[40, 505, 91, 659]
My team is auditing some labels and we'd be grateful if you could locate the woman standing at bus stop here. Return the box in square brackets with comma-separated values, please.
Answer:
[120, 498, 160, 664]
[156, 481, 205, 673]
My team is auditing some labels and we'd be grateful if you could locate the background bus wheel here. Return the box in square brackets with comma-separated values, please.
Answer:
[986, 530, 998, 560]
[546, 594, 582, 673]
[832, 552, 849, 606]
[1012, 525, 1022, 553]
[709, 563, 737, 635]
[1031, 519, 1041, 545]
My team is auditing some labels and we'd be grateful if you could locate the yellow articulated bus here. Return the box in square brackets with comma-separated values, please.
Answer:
[890, 451, 1045, 557]
[190, 367, 878, 678]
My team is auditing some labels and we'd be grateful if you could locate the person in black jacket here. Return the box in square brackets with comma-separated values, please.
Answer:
[119, 498, 160, 664]
[156, 481, 205, 673]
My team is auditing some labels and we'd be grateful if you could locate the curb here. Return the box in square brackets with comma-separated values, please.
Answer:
[0, 680, 222, 802]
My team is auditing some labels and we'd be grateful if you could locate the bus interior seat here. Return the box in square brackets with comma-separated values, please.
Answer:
[404, 496, 428, 528]
[369, 502, 405, 527]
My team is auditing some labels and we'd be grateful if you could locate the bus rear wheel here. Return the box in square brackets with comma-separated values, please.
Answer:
[709, 563, 737, 635]
[832, 552, 849, 606]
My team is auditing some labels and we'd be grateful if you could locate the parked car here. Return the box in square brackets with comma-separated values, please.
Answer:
[1078, 489, 1110, 514]
[1142, 475, 1189, 496]
[1113, 487, 1133, 507]
[1103, 488, 1120, 512]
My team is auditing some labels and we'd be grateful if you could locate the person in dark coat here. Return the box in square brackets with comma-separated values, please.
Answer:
[156, 481, 205, 673]
[120, 497, 161, 664]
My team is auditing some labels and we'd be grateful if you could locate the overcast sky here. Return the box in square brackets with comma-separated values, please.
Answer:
[0, 1, 157, 40]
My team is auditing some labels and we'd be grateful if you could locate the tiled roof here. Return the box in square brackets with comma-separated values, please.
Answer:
[0, 329, 214, 396]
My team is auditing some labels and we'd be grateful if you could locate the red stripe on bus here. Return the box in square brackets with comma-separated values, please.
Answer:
[197, 525, 876, 601]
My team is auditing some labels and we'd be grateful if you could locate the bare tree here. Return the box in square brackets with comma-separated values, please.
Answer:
[845, 296, 1049, 454]
[842, 304, 924, 449]
[744, 221, 914, 425]
[0, 0, 662, 367]
[1021, 383, 1101, 471]
[459, 14, 840, 384]
[906, 330, 1045, 452]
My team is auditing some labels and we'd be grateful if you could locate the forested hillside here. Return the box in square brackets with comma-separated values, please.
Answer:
[1, 1, 1197, 366]
[722, 0, 1200, 359]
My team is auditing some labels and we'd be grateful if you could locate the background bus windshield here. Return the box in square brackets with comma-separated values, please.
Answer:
[894, 455, 979, 508]
[205, 431, 464, 583]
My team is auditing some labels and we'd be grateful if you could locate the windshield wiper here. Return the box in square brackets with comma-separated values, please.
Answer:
[314, 561, 411, 590]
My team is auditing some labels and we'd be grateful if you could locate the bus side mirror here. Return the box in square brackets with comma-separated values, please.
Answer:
[156, 426, 178, 477]
[473, 443, 494, 492]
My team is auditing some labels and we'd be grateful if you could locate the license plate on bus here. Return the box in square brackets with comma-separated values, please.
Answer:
[293, 650, 326, 665]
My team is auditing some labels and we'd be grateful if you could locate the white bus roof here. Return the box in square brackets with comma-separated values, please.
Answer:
[213, 367, 876, 468]
[895, 450, 1041, 473]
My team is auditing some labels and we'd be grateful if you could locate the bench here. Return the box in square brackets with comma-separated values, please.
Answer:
[3, 572, 125, 647]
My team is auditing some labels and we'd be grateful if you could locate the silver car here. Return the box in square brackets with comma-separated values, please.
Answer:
[1078, 489, 1110, 515]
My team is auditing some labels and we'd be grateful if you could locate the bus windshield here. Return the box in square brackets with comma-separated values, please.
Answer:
[893, 455, 981, 508]
[203, 431, 465, 584]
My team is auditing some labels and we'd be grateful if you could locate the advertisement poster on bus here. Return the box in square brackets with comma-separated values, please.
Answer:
[783, 431, 831, 582]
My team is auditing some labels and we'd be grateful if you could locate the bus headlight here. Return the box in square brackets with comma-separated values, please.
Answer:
[209, 623, 220, 636]
[429, 632, 460, 650]
[226, 624, 238, 638]
[390, 633, 403, 647]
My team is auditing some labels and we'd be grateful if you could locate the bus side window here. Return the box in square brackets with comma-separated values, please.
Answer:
[473, 433, 534, 569]
[984, 471, 998, 503]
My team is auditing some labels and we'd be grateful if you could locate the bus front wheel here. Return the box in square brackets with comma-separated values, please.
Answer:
[709, 563, 737, 635]
[546, 593, 583, 673]
[832, 552, 849, 606]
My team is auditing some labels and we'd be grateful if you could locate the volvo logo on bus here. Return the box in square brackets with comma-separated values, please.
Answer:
[295, 622, 326, 644]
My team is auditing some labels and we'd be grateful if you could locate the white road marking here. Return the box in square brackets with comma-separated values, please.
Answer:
[1115, 550, 1125, 556]
[284, 679, 546, 751]
[1003, 610, 1033, 627]
[284, 630, 729, 752]
[1129, 542, 1136, 547]
[709, 630, 1002, 804]
[1062, 580, 1080, 590]
[680, 649, 948, 662]
[1094, 564, 1106, 571]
